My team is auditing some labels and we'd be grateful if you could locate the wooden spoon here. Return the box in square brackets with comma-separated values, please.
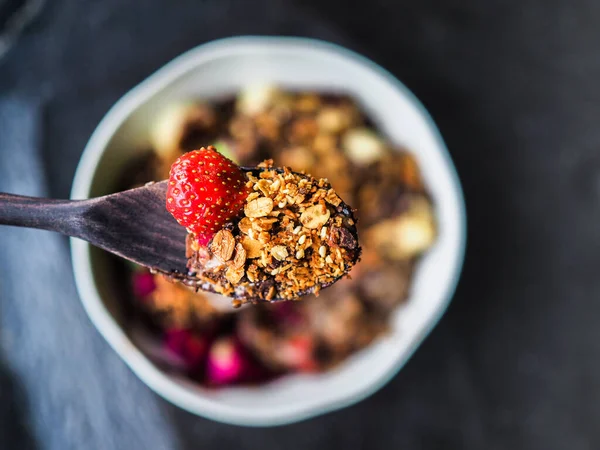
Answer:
[0, 169, 360, 301]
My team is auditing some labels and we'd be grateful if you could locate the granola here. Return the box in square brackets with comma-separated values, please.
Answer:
[185, 161, 360, 304]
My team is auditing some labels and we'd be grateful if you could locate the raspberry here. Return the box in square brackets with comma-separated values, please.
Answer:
[166, 146, 250, 246]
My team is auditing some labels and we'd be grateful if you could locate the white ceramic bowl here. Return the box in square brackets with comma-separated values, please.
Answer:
[70, 36, 466, 426]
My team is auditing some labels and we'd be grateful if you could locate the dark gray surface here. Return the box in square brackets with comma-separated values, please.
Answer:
[1, 0, 599, 449]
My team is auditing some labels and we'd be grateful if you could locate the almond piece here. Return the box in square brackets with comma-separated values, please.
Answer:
[238, 217, 252, 234]
[300, 204, 331, 229]
[324, 188, 342, 206]
[241, 236, 264, 259]
[271, 245, 289, 261]
[210, 230, 235, 262]
[225, 266, 245, 284]
[231, 243, 247, 269]
[245, 197, 274, 218]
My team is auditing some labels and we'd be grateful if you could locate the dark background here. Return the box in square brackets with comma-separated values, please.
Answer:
[1, 0, 600, 449]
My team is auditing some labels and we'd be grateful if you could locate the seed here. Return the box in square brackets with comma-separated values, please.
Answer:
[271, 245, 289, 261]
[298, 235, 306, 245]
[319, 245, 327, 258]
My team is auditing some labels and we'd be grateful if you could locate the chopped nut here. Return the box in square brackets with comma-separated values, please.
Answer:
[256, 179, 271, 196]
[300, 204, 331, 229]
[271, 245, 289, 261]
[251, 217, 277, 231]
[303, 237, 312, 249]
[270, 178, 281, 192]
[210, 230, 235, 262]
[238, 217, 252, 234]
[225, 266, 245, 284]
[245, 197, 274, 218]
[296, 249, 305, 260]
[246, 264, 259, 282]
[231, 243, 247, 269]
[241, 236, 264, 259]
[324, 189, 342, 206]
[247, 191, 261, 202]
[265, 286, 276, 301]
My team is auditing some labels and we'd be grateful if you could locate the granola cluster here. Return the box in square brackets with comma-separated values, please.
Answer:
[186, 162, 359, 304]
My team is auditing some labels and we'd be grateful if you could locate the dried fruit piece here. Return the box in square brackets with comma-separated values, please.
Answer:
[206, 337, 245, 385]
[132, 271, 156, 299]
[164, 329, 208, 370]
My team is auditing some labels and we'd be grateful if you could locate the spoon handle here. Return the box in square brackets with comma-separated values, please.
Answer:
[0, 192, 86, 237]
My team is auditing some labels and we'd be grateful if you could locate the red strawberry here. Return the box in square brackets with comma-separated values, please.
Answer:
[166, 146, 250, 246]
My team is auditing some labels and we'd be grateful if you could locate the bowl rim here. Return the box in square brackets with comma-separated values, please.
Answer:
[70, 35, 467, 426]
